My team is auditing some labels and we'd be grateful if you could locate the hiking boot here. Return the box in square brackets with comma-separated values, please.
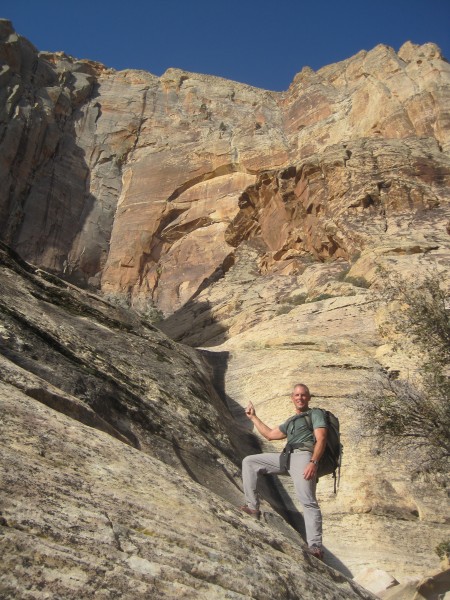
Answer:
[308, 545, 324, 560]
[239, 505, 261, 519]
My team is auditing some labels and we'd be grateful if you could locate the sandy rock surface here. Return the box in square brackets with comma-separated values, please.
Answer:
[0, 243, 378, 599]
[2, 388, 378, 600]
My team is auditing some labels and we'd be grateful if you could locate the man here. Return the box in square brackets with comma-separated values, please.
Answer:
[240, 383, 327, 560]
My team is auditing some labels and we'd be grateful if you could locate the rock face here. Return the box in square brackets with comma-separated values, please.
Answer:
[0, 242, 376, 600]
[1, 18, 450, 596]
[0, 19, 449, 313]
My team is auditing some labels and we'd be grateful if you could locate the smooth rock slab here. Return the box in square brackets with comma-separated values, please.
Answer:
[0, 387, 376, 600]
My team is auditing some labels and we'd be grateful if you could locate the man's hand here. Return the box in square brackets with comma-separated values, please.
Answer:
[244, 402, 286, 441]
[245, 401, 256, 419]
[303, 461, 318, 480]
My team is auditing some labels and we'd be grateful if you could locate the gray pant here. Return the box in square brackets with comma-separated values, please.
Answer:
[242, 451, 322, 547]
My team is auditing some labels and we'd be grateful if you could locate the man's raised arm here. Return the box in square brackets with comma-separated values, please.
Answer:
[245, 401, 286, 441]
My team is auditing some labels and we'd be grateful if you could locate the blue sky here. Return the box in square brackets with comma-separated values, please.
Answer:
[2, 0, 449, 91]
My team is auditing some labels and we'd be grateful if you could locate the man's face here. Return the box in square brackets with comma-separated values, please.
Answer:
[291, 386, 310, 413]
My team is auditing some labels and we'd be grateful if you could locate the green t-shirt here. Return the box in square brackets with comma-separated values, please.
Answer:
[279, 408, 327, 447]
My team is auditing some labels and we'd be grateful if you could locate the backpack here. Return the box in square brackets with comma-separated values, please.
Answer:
[304, 409, 342, 487]
[280, 408, 342, 492]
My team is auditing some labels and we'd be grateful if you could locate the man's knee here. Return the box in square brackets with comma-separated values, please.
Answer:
[302, 499, 321, 511]
[242, 454, 257, 469]
[293, 481, 320, 508]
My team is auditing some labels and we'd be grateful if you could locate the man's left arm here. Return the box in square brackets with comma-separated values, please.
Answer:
[303, 427, 327, 480]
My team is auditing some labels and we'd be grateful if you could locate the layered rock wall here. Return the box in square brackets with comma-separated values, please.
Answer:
[1, 19, 449, 315]
[0, 242, 379, 599]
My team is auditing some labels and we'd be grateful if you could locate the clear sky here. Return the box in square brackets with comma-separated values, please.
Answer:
[2, 0, 449, 91]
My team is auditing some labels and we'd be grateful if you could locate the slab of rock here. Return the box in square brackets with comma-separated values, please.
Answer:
[196, 286, 450, 581]
[1, 385, 377, 600]
[0, 19, 449, 594]
[379, 568, 450, 599]
[353, 568, 399, 596]
[0, 243, 378, 600]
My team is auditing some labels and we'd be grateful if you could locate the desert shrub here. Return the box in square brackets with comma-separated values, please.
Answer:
[275, 294, 307, 314]
[356, 372, 450, 472]
[102, 292, 131, 310]
[345, 275, 371, 288]
[141, 303, 164, 324]
[376, 269, 449, 370]
[276, 304, 294, 316]
[308, 293, 334, 303]
[435, 541, 450, 560]
[336, 268, 350, 282]
[102, 292, 163, 324]
[286, 293, 307, 305]
[355, 269, 450, 473]
[300, 253, 316, 265]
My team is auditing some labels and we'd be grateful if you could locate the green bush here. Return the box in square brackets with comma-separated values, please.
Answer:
[308, 293, 334, 303]
[141, 304, 164, 324]
[436, 541, 450, 560]
[375, 268, 450, 379]
[276, 305, 294, 316]
[286, 293, 307, 305]
[103, 292, 164, 325]
[336, 268, 350, 282]
[355, 269, 450, 473]
[102, 292, 131, 310]
[345, 275, 371, 288]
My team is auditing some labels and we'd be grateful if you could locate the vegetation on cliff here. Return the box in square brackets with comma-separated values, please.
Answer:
[358, 270, 450, 473]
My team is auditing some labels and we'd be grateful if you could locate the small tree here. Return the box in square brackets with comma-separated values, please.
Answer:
[436, 540, 450, 562]
[356, 268, 450, 473]
[376, 269, 450, 374]
[357, 373, 450, 471]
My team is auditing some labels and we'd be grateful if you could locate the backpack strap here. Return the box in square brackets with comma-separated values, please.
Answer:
[286, 412, 306, 431]
[293, 408, 342, 494]
[302, 408, 324, 437]
[303, 412, 312, 433]
[304, 409, 340, 491]
[280, 412, 315, 471]
[279, 442, 300, 471]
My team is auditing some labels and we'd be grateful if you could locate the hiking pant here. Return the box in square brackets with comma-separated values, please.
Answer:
[242, 451, 322, 547]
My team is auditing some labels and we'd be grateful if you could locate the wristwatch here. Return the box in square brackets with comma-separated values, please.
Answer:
[310, 459, 319, 465]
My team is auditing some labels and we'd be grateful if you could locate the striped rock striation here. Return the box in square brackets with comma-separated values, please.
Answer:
[0, 18, 449, 314]
[0, 241, 377, 600]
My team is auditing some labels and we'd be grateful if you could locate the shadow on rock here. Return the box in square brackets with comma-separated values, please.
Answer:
[159, 299, 230, 347]
[199, 348, 354, 579]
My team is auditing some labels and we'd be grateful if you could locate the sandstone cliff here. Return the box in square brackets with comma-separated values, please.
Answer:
[1, 18, 449, 597]
[0, 18, 449, 313]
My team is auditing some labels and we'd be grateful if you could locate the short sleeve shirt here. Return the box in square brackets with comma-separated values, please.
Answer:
[279, 408, 327, 446]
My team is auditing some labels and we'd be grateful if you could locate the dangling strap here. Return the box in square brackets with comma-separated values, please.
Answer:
[335, 448, 342, 494]
[279, 442, 311, 471]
